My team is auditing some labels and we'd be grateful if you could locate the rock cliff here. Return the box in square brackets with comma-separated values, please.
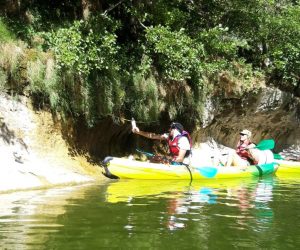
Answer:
[0, 93, 102, 193]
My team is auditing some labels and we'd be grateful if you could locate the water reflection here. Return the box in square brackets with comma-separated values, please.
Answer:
[0, 176, 299, 249]
[0, 184, 94, 248]
[220, 178, 275, 232]
[105, 177, 277, 233]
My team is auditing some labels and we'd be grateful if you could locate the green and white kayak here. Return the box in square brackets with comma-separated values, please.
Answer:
[100, 157, 278, 180]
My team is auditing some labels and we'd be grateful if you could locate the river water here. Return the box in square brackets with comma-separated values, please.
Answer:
[0, 175, 299, 249]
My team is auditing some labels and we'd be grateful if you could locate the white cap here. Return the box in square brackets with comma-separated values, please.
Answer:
[240, 129, 252, 137]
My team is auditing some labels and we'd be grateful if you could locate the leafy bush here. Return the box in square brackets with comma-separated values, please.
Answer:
[197, 25, 248, 61]
[145, 25, 205, 81]
[26, 15, 125, 124]
[44, 16, 120, 77]
[266, 6, 300, 89]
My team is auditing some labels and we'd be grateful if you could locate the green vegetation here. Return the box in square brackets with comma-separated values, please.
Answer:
[0, 17, 15, 42]
[0, 0, 299, 127]
[145, 25, 205, 81]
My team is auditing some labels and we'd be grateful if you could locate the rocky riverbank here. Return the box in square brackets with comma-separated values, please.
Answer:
[0, 93, 103, 193]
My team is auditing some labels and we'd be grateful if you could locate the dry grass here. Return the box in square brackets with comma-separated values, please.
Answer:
[27, 59, 46, 92]
[0, 41, 25, 74]
[218, 63, 265, 98]
[0, 41, 28, 92]
[0, 69, 7, 91]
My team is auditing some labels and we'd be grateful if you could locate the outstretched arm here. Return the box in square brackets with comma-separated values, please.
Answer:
[132, 127, 167, 140]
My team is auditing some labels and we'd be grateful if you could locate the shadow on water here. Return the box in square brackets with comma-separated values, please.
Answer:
[0, 176, 299, 249]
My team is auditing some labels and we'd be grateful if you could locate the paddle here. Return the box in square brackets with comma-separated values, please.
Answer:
[136, 149, 155, 158]
[194, 139, 274, 178]
[136, 149, 218, 178]
[254, 139, 275, 150]
[193, 166, 218, 178]
[273, 153, 284, 160]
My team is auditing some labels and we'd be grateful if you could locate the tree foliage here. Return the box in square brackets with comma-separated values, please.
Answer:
[44, 16, 120, 76]
[1, 0, 299, 126]
[145, 25, 205, 81]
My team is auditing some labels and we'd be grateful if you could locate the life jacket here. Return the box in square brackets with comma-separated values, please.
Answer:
[168, 131, 192, 159]
[236, 139, 256, 164]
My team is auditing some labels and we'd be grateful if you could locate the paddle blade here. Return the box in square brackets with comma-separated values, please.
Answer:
[195, 166, 218, 178]
[255, 139, 275, 150]
[273, 153, 284, 160]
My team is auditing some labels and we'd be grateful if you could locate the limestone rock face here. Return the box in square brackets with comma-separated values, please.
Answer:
[197, 87, 300, 155]
[0, 93, 97, 193]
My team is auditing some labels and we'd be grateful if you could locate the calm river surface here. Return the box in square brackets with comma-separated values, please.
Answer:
[0, 175, 299, 249]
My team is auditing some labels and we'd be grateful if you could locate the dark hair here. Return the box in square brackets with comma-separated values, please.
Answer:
[170, 122, 184, 132]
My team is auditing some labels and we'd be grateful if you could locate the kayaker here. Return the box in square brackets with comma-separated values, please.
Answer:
[224, 129, 258, 167]
[132, 122, 192, 165]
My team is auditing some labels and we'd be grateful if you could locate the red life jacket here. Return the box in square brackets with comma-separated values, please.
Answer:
[236, 139, 255, 163]
[168, 131, 192, 159]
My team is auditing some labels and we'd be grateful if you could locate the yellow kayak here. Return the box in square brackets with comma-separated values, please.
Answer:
[275, 160, 300, 176]
[100, 157, 277, 180]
